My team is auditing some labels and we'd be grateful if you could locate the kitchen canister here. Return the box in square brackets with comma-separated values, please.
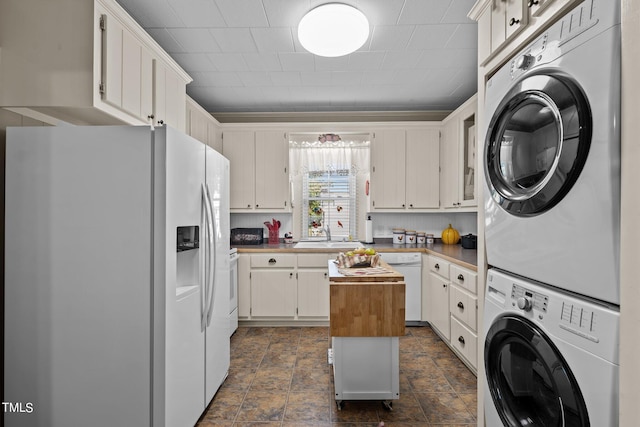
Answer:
[392, 228, 405, 244]
[405, 230, 416, 245]
[426, 234, 435, 245]
[416, 232, 426, 244]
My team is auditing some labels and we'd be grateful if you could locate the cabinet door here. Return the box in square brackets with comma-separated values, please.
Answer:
[124, 32, 154, 122]
[297, 270, 330, 317]
[152, 60, 186, 131]
[429, 272, 450, 341]
[251, 270, 296, 317]
[238, 254, 251, 318]
[101, 13, 124, 110]
[371, 130, 406, 209]
[406, 128, 440, 209]
[490, 0, 508, 52]
[505, 0, 528, 40]
[255, 131, 289, 210]
[223, 131, 255, 210]
[440, 118, 459, 208]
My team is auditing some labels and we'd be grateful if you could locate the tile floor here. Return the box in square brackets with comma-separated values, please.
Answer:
[196, 325, 477, 427]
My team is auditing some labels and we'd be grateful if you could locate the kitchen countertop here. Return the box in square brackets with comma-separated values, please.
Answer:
[232, 241, 478, 271]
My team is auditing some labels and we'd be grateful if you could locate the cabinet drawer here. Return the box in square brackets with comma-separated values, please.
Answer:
[297, 253, 331, 268]
[428, 256, 450, 279]
[451, 317, 477, 369]
[449, 285, 477, 331]
[251, 254, 296, 268]
[450, 264, 477, 294]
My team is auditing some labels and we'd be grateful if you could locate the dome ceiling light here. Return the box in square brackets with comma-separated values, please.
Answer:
[298, 3, 370, 57]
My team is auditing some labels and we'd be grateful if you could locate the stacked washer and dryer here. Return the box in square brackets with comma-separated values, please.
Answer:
[482, 0, 621, 425]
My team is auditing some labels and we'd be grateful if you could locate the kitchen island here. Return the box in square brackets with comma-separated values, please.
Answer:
[328, 259, 405, 410]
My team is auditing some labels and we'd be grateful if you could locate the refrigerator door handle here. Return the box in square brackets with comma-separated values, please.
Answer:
[205, 183, 217, 326]
[201, 183, 214, 329]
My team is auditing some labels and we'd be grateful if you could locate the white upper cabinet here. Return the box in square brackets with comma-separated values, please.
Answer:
[223, 130, 290, 212]
[471, 0, 583, 67]
[371, 129, 407, 210]
[186, 96, 223, 153]
[0, 0, 191, 128]
[440, 94, 478, 209]
[371, 127, 440, 211]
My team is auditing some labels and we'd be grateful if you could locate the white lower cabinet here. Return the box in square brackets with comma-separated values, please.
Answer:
[426, 255, 478, 372]
[250, 254, 296, 318]
[240, 252, 332, 321]
[297, 253, 332, 318]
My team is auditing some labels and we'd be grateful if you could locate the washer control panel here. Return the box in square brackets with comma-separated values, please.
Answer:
[511, 284, 548, 313]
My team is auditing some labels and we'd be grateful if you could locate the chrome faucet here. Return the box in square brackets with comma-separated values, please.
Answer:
[322, 211, 331, 241]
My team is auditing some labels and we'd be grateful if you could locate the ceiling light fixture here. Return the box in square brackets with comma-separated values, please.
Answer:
[298, 3, 369, 57]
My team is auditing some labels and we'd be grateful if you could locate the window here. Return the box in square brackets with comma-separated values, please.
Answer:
[303, 169, 355, 240]
[289, 133, 370, 241]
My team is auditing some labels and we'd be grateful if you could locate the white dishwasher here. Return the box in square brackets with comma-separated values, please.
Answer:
[379, 252, 422, 323]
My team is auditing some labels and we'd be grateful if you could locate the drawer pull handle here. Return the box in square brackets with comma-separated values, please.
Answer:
[528, 0, 539, 6]
[435, 263, 440, 270]
[509, 17, 520, 26]
[268, 258, 276, 265]
[457, 301, 464, 310]
[458, 336, 465, 345]
[457, 274, 464, 282]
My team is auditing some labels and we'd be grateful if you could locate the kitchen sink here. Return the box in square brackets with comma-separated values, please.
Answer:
[294, 241, 364, 249]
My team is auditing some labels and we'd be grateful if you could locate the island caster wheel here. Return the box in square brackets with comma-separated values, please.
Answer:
[336, 400, 343, 411]
[382, 400, 393, 411]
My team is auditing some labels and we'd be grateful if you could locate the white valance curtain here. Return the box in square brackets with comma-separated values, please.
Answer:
[289, 133, 371, 241]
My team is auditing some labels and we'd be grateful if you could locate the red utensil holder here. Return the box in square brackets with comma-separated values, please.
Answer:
[268, 229, 279, 245]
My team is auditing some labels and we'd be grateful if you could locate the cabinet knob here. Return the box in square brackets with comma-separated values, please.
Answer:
[458, 274, 464, 282]
[442, 283, 447, 288]
[256, 204, 259, 208]
[458, 336, 465, 345]
[509, 17, 520, 26]
[247, 204, 251, 208]
[457, 301, 464, 310]
[268, 258, 276, 265]
[289, 272, 293, 278]
[435, 263, 440, 270]
[147, 114, 155, 120]
[402, 203, 405, 208]
[409, 203, 413, 208]
[158, 120, 164, 125]
[528, 0, 539, 6]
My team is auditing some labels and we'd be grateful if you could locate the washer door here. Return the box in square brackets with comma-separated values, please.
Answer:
[485, 315, 589, 426]
[484, 73, 591, 216]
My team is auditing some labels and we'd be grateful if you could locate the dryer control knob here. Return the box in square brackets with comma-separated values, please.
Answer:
[515, 54, 534, 70]
[517, 297, 532, 311]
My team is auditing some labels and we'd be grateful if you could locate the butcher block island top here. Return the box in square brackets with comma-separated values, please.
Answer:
[329, 260, 406, 337]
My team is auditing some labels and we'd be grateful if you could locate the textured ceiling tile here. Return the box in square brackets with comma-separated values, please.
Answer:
[242, 53, 283, 71]
[167, 0, 226, 27]
[171, 53, 216, 72]
[380, 50, 422, 69]
[215, 0, 269, 27]
[209, 28, 258, 52]
[208, 53, 249, 71]
[251, 27, 295, 52]
[262, 0, 311, 27]
[441, 0, 477, 24]
[348, 51, 386, 71]
[357, 0, 405, 25]
[168, 28, 221, 53]
[237, 71, 272, 87]
[145, 28, 185, 53]
[407, 24, 459, 50]
[270, 71, 302, 86]
[445, 24, 478, 49]
[278, 52, 315, 71]
[314, 56, 350, 72]
[398, 0, 453, 25]
[369, 25, 415, 51]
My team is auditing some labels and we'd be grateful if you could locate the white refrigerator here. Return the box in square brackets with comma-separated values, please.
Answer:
[4, 125, 230, 427]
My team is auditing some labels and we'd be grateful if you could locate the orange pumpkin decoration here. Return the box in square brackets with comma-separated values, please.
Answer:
[441, 224, 460, 245]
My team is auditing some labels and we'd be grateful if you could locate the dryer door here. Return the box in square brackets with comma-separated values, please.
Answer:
[485, 315, 589, 427]
[484, 73, 591, 216]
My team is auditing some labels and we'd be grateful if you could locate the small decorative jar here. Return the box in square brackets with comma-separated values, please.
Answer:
[416, 232, 426, 245]
[426, 233, 435, 245]
[392, 228, 405, 244]
[405, 230, 416, 245]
